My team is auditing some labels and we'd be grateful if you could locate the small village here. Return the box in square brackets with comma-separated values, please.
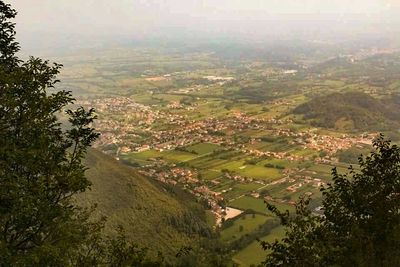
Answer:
[76, 96, 377, 223]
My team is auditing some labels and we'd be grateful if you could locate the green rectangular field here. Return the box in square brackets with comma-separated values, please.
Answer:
[308, 164, 348, 175]
[160, 150, 199, 162]
[125, 149, 200, 163]
[185, 143, 221, 155]
[237, 165, 282, 181]
[220, 214, 270, 243]
[233, 226, 286, 266]
[230, 196, 295, 214]
[199, 169, 222, 180]
[222, 183, 264, 200]
[125, 150, 161, 160]
[213, 160, 246, 171]
[230, 196, 269, 214]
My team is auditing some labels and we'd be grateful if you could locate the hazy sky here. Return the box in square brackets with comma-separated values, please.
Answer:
[8, 0, 400, 51]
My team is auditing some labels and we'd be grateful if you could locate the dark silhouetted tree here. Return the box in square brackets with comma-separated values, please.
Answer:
[0, 2, 163, 266]
[262, 135, 400, 267]
[0, 1, 99, 265]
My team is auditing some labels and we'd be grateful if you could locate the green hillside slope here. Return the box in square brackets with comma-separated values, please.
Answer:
[293, 92, 400, 131]
[77, 149, 212, 259]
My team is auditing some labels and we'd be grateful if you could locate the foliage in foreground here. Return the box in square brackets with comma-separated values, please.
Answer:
[0, 2, 229, 266]
[262, 135, 400, 267]
[0, 2, 164, 266]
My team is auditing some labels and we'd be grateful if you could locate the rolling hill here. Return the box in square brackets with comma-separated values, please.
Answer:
[293, 92, 400, 131]
[77, 149, 212, 260]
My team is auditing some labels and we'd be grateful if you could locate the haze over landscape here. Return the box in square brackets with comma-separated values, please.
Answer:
[10, 0, 400, 52]
[2, 1, 400, 266]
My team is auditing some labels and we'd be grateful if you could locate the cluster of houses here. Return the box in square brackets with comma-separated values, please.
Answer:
[139, 166, 199, 186]
[133, 115, 281, 153]
[77, 96, 378, 223]
[76, 97, 189, 152]
[138, 164, 225, 219]
[299, 132, 376, 155]
[243, 148, 307, 162]
[269, 127, 376, 157]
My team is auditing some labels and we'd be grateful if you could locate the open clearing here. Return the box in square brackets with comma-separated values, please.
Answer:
[233, 226, 286, 266]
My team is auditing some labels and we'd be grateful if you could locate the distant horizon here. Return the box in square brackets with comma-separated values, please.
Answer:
[9, 0, 400, 54]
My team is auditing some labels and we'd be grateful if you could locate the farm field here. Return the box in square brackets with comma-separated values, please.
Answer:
[220, 214, 270, 242]
[230, 196, 295, 214]
[233, 226, 286, 266]
[185, 143, 221, 155]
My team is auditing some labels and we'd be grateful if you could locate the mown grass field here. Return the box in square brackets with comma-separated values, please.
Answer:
[125, 149, 198, 163]
[220, 214, 270, 242]
[230, 196, 295, 214]
[185, 142, 221, 155]
[237, 165, 282, 181]
[233, 226, 286, 266]
[199, 169, 222, 180]
[222, 183, 263, 200]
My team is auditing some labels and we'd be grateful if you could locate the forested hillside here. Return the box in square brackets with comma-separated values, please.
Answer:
[79, 149, 213, 259]
[293, 92, 400, 131]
